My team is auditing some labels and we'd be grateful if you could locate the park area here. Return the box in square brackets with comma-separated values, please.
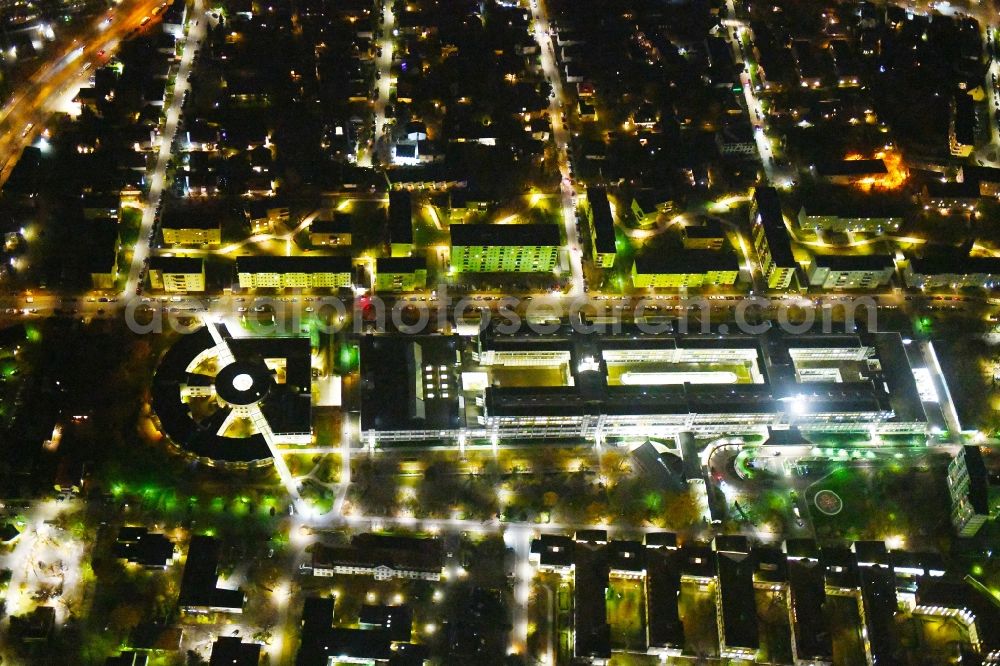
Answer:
[803, 453, 953, 548]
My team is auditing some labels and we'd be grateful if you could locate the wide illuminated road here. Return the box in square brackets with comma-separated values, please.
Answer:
[0, 0, 167, 186]
[530, 0, 585, 296]
[124, 0, 210, 297]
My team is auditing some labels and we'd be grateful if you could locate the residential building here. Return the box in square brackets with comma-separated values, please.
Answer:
[921, 181, 981, 211]
[235, 256, 353, 290]
[681, 219, 726, 250]
[161, 209, 222, 245]
[89, 219, 120, 290]
[308, 215, 352, 247]
[813, 159, 888, 185]
[797, 202, 904, 234]
[450, 224, 560, 272]
[629, 188, 679, 224]
[586, 186, 617, 268]
[310, 534, 445, 581]
[805, 254, 895, 290]
[374, 256, 427, 292]
[389, 190, 414, 257]
[751, 186, 799, 290]
[244, 202, 289, 235]
[631, 251, 740, 289]
[948, 445, 992, 537]
[903, 255, 1000, 290]
[148, 256, 206, 293]
[950, 92, 976, 157]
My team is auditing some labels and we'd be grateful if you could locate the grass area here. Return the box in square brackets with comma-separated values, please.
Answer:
[607, 577, 646, 652]
[804, 458, 951, 546]
[679, 579, 719, 658]
[827, 593, 867, 666]
[605, 361, 755, 386]
[755, 587, 793, 665]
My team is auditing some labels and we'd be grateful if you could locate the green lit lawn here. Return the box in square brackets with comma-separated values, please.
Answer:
[607, 577, 646, 652]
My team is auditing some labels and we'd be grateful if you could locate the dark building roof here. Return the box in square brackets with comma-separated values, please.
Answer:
[859, 563, 899, 664]
[753, 186, 796, 267]
[963, 445, 990, 515]
[788, 558, 832, 661]
[587, 187, 617, 255]
[573, 542, 611, 659]
[148, 256, 204, 274]
[376, 256, 427, 273]
[113, 527, 174, 568]
[633, 250, 740, 275]
[646, 546, 684, 649]
[811, 254, 895, 271]
[208, 637, 261, 666]
[909, 254, 1000, 276]
[359, 335, 462, 433]
[235, 255, 353, 274]
[530, 534, 575, 569]
[450, 223, 561, 247]
[715, 536, 759, 651]
[359, 604, 413, 642]
[161, 202, 223, 229]
[923, 180, 981, 200]
[310, 215, 352, 235]
[389, 190, 413, 246]
[312, 534, 445, 576]
[178, 536, 245, 611]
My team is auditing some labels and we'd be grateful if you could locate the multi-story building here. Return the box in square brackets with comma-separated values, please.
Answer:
[89, 219, 120, 290]
[797, 202, 903, 234]
[949, 92, 976, 158]
[388, 190, 414, 257]
[948, 445, 992, 537]
[374, 256, 427, 292]
[308, 215, 352, 247]
[921, 180, 981, 211]
[631, 251, 739, 289]
[161, 212, 222, 245]
[903, 255, 1000, 290]
[450, 223, 560, 272]
[244, 201, 289, 235]
[360, 326, 928, 445]
[681, 219, 726, 250]
[235, 256, 353, 289]
[805, 254, 895, 290]
[586, 186, 617, 268]
[148, 256, 206, 293]
[751, 186, 799, 290]
[812, 159, 888, 186]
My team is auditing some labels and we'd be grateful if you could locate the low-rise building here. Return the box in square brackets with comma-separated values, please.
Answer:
[244, 201, 289, 235]
[806, 254, 895, 290]
[178, 536, 244, 614]
[632, 251, 740, 289]
[308, 215, 352, 247]
[148, 256, 205, 293]
[450, 224, 561, 272]
[311, 534, 445, 581]
[751, 186, 799, 290]
[812, 159, 888, 185]
[374, 256, 427, 292]
[682, 219, 726, 250]
[235, 256, 353, 290]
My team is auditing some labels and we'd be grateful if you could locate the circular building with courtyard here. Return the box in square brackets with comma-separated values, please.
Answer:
[151, 323, 313, 468]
